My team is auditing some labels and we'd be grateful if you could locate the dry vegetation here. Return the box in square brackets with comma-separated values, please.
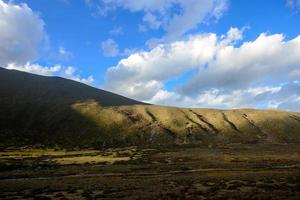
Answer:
[70, 101, 300, 147]
[0, 144, 299, 199]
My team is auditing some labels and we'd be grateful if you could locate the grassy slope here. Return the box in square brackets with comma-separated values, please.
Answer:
[0, 68, 300, 148]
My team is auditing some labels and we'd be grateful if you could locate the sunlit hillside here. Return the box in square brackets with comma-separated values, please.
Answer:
[1, 68, 299, 148]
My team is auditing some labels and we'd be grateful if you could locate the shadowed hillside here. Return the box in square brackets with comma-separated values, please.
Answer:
[0, 67, 143, 107]
[0, 68, 300, 148]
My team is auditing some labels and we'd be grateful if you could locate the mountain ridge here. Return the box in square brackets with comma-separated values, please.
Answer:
[1, 68, 300, 148]
[0, 67, 145, 107]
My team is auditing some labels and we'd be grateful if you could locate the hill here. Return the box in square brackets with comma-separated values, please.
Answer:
[0, 68, 300, 148]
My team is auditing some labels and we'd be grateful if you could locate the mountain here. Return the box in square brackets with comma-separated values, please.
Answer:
[1, 68, 300, 148]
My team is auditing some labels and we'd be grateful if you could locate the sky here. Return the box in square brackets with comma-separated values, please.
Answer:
[1, 0, 300, 111]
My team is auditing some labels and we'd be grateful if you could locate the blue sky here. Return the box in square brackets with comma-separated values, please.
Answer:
[1, 0, 300, 110]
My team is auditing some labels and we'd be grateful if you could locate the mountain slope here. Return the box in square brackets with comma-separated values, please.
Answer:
[0, 67, 143, 107]
[1, 68, 300, 148]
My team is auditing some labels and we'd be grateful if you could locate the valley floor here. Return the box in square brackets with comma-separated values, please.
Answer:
[0, 143, 300, 199]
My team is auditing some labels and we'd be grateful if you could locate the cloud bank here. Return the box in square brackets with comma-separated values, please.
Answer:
[105, 28, 300, 111]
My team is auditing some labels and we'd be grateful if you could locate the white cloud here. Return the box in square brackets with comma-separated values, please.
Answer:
[115, 80, 162, 100]
[0, 1, 94, 86]
[90, 0, 228, 40]
[58, 47, 73, 60]
[148, 90, 189, 106]
[109, 26, 124, 35]
[189, 86, 283, 109]
[105, 27, 300, 111]
[164, 0, 228, 41]
[6, 63, 61, 76]
[74, 76, 95, 85]
[287, 0, 300, 9]
[105, 33, 217, 100]
[178, 33, 300, 96]
[5, 63, 94, 85]
[101, 38, 119, 57]
[63, 66, 95, 85]
[143, 12, 161, 30]
[0, 0, 46, 67]
[220, 27, 246, 44]
[270, 82, 300, 111]
[106, 33, 217, 85]
[278, 96, 300, 111]
[121, 48, 139, 56]
[289, 69, 300, 78]
[210, 0, 229, 21]
[105, 28, 242, 99]
[148, 83, 300, 112]
[50, 46, 73, 61]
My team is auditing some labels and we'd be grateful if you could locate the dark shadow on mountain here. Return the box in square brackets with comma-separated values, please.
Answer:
[0, 67, 145, 107]
[0, 68, 146, 148]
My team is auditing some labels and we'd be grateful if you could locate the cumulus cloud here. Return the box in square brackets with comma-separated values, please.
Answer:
[0, 0, 45, 67]
[6, 63, 94, 85]
[101, 38, 120, 57]
[63, 66, 95, 85]
[0, 0, 93, 86]
[6, 63, 61, 76]
[105, 28, 242, 99]
[148, 90, 191, 107]
[105, 27, 300, 111]
[105, 33, 217, 100]
[114, 80, 162, 101]
[106, 33, 217, 84]
[88, 0, 228, 40]
[178, 33, 300, 96]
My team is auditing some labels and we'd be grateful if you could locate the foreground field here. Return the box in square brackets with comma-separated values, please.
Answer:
[0, 144, 300, 199]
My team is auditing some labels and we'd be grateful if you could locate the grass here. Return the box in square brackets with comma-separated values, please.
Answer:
[0, 149, 98, 159]
[50, 155, 131, 165]
[223, 154, 300, 162]
[73, 103, 300, 146]
[0, 144, 299, 199]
